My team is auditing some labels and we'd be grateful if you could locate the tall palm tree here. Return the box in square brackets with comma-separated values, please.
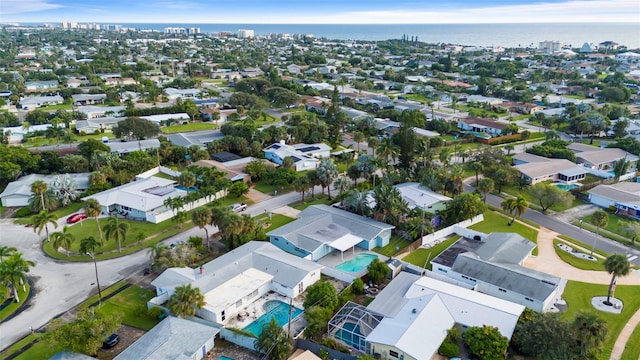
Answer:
[31, 210, 58, 242]
[191, 207, 212, 248]
[377, 137, 398, 163]
[367, 136, 380, 158]
[79, 236, 101, 255]
[292, 175, 311, 203]
[50, 226, 76, 256]
[316, 158, 338, 200]
[0, 246, 17, 263]
[352, 131, 365, 153]
[254, 317, 293, 360]
[571, 312, 608, 358]
[603, 254, 631, 305]
[501, 195, 528, 225]
[147, 242, 169, 263]
[344, 190, 372, 217]
[177, 171, 196, 190]
[612, 158, 630, 182]
[84, 199, 104, 243]
[30, 180, 49, 212]
[103, 217, 129, 253]
[0, 253, 35, 303]
[168, 284, 205, 318]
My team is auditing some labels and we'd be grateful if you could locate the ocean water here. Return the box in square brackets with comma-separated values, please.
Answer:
[118, 23, 640, 48]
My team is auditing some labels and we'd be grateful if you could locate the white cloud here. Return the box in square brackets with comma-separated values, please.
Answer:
[0, 0, 63, 15]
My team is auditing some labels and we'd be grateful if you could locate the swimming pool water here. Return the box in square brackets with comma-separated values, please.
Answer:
[174, 185, 198, 192]
[336, 253, 378, 273]
[243, 300, 303, 337]
[219, 357, 234, 360]
[335, 322, 366, 351]
[554, 183, 579, 191]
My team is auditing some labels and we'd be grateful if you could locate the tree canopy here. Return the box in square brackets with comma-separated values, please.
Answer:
[112, 117, 160, 140]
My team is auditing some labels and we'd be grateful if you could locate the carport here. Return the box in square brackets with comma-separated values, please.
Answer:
[329, 233, 363, 260]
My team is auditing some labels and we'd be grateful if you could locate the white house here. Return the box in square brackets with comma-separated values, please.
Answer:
[457, 117, 507, 136]
[19, 95, 64, 109]
[150, 241, 323, 325]
[431, 232, 561, 312]
[588, 182, 640, 218]
[616, 52, 640, 64]
[114, 316, 219, 360]
[165, 87, 201, 100]
[328, 272, 524, 359]
[0, 173, 90, 207]
[263, 141, 331, 171]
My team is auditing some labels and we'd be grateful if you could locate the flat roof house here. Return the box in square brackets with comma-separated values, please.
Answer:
[151, 241, 323, 325]
[366, 182, 451, 214]
[327, 272, 524, 359]
[512, 153, 588, 184]
[114, 316, 219, 360]
[568, 143, 638, 178]
[20, 95, 64, 109]
[457, 117, 507, 137]
[267, 204, 394, 261]
[25, 80, 59, 91]
[588, 182, 640, 218]
[431, 232, 561, 312]
[71, 93, 107, 106]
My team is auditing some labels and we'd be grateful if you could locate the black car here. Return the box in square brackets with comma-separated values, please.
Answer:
[102, 333, 120, 349]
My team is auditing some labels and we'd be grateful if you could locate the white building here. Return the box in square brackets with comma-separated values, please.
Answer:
[0, 173, 90, 207]
[263, 141, 331, 171]
[237, 29, 255, 39]
[151, 241, 323, 325]
[616, 52, 640, 64]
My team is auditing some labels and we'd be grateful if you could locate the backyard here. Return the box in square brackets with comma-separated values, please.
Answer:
[373, 235, 414, 257]
[402, 235, 461, 270]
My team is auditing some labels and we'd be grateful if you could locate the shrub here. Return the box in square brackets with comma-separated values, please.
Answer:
[15, 207, 33, 218]
[147, 306, 165, 319]
[351, 278, 364, 294]
[438, 341, 459, 358]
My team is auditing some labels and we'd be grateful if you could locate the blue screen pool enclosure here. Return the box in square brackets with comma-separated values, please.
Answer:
[327, 301, 383, 352]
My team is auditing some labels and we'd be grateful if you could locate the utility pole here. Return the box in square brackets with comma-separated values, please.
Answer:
[87, 252, 102, 305]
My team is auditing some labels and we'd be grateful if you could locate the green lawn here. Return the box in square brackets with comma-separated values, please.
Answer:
[557, 234, 610, 258]
[470, 211, 539, 254]
[582, 173, 606, 185]
[290, 195, 333, 210]
[553, 238, 605, 271]
[160, 122, 218, 134]
[402, 235, 461, 270]
[580, 211, 635, 239]
[39, 103, 72, 111]
[620, 323, 640, 360]
[14, 202, 85, 225]
[254, 213, 295, 233]
[562, 281, 640, 359]
[43, 217, 187, 261]
[0, 283, 30, 322]
[500, 184, 585, 212]
[7, 334, 60, 360]
[99, 286, 159, 330]
[253, 181, 293, 195]
[374, 235, 413, 257]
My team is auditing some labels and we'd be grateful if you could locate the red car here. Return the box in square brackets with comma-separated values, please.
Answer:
[66, 213, 87, 224]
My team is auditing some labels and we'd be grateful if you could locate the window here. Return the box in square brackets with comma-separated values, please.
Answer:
[221, 310, 226, 321]
[499, 288, 507, 293]
[298, 282, 303, 293]
[389, 350, 399, 358]
[525, 297, 534, 302]
[236, 299, 242, 308]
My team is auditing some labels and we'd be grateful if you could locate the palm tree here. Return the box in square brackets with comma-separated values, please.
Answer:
[191, 207, 212, 248]
[344, 190, 372, 217]
[0, 246, 17, 263]
[31, 210, 58, 242]
[84, 198, 104, 242]
[0, 253, 35, 303]
[501, 194, 528, 225]
[147, 242, 169, 263]
[603, 254, 631, 306]
[172, 211, 189, 229]
[571, 312, 608, 358]
[103, 217, 129, 253]
[591, 210, 609, 236]
[168, 284, 205, 318]
[292, 175, 311, 203]
[612, 158, 630, 182]
[30, 180, 48, 212]
[254, 317, 293, 360]
[333, 176, 351, 196]
[177, 171, 196, 190]
[377, 137, 398, 163]
[50, 226, 76, 256]
[352, 131, 365, 153]
[470, 161, 484, 185]
[79, 236, 101, 255]
[476, 178, 495, 203]
[367, 136, 380, 158]
[316, 158, 338, 200]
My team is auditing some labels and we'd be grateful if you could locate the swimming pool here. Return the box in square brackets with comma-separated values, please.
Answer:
[219, 357, 234, 360]
[334, 322, 367, 351]
[243, 300, 303, 337]
[174, 185, 198, 192]
[553, 183, 580, 191]
[336, 253, 378, 273]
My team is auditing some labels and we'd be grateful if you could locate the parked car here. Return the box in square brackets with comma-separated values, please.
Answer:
[230, 203, 247, 212]
[66, 213, 87, 224]
[102, 333, 120, 349]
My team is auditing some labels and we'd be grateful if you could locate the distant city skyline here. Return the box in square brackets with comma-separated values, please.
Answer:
[2, 0, 639, 24]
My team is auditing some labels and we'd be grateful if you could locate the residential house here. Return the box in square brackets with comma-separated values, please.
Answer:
[431, 232, 561, 312]
[568, 143, 638, 178]
[71, 93, 107, 106]
[19, 95, 64, 109]
[150, 241, 323, 325]
[498, 102, 544, 115]
[465, 95, 504, 106]
[457, 117, 507, 137]
[0, 173, 90, 207]
[366, 182, 451, 215]
[263, 141, 331, 171]
[81, 175, 185, 223]
[267, 204, 394, 261]
[588, 182, 640, 217]
[165, 87, 201, 100]
[107, 139, 161, 154]
[616, 52, 640, 64]
[167, 131, 224, 148]
[512, 153, 588, 184]
[75, 117, 124, 133]
[327, 273, 524, 359]
[24, 80, 59, 91]
[195, 156, 253, 183]
[114, 316, 219, 360]
[77, 105, 126, 119]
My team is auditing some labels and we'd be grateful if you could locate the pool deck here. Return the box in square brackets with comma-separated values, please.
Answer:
[224, 291, 306, 333]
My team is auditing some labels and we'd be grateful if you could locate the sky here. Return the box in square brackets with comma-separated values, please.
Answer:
[1, 0, 639, 24]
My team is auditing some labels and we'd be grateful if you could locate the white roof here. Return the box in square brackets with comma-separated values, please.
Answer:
[0, 173, 90, 200]
[82, 176, 184, 213]
[329, 233, 363, 252]
[141, 113, 190, 123]
[203, 268, 273, 314]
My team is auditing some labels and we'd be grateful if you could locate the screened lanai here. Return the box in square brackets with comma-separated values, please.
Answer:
[327, 301, 384, 352]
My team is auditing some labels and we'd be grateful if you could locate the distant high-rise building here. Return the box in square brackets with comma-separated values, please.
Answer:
[538, 40, 562, 53]
[188, 27, 201, 35]
[237, 29, 254, 39]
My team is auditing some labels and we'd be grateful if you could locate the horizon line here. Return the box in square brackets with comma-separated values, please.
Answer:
[5, 21, 639, 25]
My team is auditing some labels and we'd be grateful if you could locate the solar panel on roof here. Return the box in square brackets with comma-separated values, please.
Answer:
[298, 146, 321, 152]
